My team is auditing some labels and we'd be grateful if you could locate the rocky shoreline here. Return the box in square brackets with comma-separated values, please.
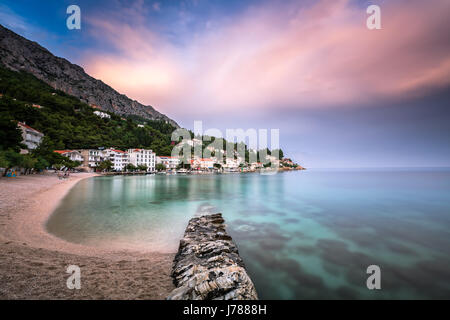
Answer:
[167, 213, 258, 300]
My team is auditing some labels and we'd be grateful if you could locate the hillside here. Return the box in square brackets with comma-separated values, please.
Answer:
[0, 24, 179, 127]
[0, 66, 176, 160]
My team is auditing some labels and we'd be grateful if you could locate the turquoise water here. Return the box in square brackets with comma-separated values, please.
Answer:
[46, 170, 450, 299]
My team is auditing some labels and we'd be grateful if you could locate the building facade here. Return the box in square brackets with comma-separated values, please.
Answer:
[191, 158, 215, 170]
[93, 111, 111, 119]
[223, 158, 241, 171]
[105, 148, 129, 171]
[17, 122, 44, 151]
[156, 156, 180, 169]
[128, 149, 156, 172]
[54, 150, 84, 162]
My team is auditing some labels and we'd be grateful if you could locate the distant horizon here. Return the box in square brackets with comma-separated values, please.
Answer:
[1, 0, 449, 168]
[305, 166, 450, 170]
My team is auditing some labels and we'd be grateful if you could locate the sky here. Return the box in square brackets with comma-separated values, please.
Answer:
[1, 0, 449, 167]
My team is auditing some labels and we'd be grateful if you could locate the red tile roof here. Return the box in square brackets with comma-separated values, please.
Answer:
[17, 122, 43, 134]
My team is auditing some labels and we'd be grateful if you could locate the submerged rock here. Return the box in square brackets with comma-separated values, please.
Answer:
[167, 213, 258, 300]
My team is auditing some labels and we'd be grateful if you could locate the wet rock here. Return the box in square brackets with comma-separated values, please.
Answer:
[167, 213, 258, 300]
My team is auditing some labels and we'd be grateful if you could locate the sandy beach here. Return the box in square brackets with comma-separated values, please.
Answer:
[0, 173, 175, 299]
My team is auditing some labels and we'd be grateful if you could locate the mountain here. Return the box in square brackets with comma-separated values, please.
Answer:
[0, 24, 178, 127]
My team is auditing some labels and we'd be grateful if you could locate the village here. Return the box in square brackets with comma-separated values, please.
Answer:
[14, 121, 303, 175]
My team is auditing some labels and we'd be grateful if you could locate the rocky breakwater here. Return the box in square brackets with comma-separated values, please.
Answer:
[167, 213, 258, 300]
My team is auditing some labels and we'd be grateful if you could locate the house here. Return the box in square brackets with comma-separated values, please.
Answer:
[191, 158, 215, 170]
[201, 158, 215, 169]
[17, 122, 44, 152]
[128, 149, 156, 172]
[282, 158, 294, 166]
[78, 149, 108, 169]
[182, 138, 203, 147]
[105, 148, 129, 171]
[93, 111, 111, 119]
[156, 156, 180, 169]
[250, 162, 263, 170]
[223, 158, 240, 171]
[54, 150, 84, 162]
[260, 155, 280, 168]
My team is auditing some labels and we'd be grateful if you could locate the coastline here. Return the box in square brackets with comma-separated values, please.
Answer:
[0, 173, 175, 299]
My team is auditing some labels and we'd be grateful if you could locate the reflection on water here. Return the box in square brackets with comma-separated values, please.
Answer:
[46, 170, 450, 299]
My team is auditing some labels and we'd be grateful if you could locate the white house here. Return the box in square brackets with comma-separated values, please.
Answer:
[78, 149, 109, 169]
[105, 148, 129, 171]
[54, 150, 84, 162]
[222, 158, 243, 172]
[182, 138, 203, 147]
[199, 158, 215, 169]
[156, 156, 180, 169]
[191, 158, 215, 170]
[250, 162, 263, 170]
[128, 149, 156, 172]
[93, 111, 111, 119]
[17, 122, 44, 151]
[267, 155, 280, 167]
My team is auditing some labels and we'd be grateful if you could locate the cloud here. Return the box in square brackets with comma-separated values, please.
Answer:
[152, 2, 161, 12]
[0, 4, 31, 34]
[82, 0, 450, 116]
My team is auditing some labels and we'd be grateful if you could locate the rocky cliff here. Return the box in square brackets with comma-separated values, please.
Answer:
[167, 213, 258, 300]
[0, 24, 178, 127]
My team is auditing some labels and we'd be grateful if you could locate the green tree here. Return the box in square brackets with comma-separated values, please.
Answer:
[137, 164, 148, 171]
[263, 162, 272, 168]
[125, 163, 137, 172]
[64, 160, 81, 170]
[97, 160, 113, 172]
[34, 157, 49, 172]
[156, 163, 166, 171]
[271, 148, 284, 159]
[53, 163, 64, 171]
[0, 152, 9, 168]
[0, 116, 23, 152]
[21, 154, 37, 174]
[1, 150, 23, 176]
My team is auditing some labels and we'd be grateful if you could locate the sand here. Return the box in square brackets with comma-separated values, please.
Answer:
[0, 172, 175, 299]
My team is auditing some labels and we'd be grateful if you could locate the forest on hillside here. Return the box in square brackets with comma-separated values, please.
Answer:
[0, 66, 179, 172]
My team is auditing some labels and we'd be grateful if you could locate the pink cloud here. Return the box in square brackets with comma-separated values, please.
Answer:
[82, 0, 450, 117]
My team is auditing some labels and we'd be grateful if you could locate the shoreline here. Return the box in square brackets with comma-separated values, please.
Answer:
[0, 173, 175, 299]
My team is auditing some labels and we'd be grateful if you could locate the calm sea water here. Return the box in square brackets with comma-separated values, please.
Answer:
[46, 169, 450, 299]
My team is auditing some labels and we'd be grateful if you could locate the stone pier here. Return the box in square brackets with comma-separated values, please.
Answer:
[167, 213, 258, 300]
